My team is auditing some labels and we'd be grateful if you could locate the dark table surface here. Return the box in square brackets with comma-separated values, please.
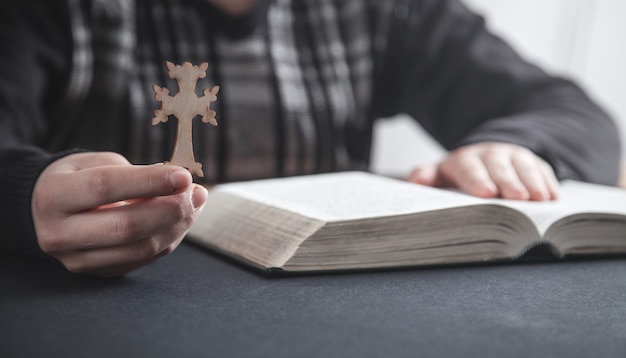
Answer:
[2, 241, 626, 358]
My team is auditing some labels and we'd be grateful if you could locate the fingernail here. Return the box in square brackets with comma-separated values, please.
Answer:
[191, 186, 208, 211]
[168, 169, 191, 191]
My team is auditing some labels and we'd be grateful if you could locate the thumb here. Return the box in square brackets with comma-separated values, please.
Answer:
[408, 164, 440, 187]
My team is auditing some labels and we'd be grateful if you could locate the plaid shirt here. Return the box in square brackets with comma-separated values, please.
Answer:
[58, 0, 394, 182]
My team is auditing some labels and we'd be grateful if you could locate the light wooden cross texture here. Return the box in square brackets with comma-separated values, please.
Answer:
[153, 61, 219, 177]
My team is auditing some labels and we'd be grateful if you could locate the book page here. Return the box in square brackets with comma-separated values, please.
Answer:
[491, 181, 626, 235]
[215, 172, 486, 221]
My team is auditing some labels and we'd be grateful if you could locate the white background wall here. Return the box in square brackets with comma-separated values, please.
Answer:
[371, 0, 626, 178]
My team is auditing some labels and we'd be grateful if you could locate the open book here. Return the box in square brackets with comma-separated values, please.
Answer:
[188, 171, 626, 272]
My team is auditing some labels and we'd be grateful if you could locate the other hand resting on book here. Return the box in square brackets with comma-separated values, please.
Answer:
[408, 142, 559, 201]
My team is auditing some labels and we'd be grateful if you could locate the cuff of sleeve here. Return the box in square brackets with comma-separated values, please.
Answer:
[454, 116, 574, 181]
[0, 148, 84, 258]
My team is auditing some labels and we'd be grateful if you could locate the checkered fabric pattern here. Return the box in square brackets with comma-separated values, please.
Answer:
[60, 0, 397, 182]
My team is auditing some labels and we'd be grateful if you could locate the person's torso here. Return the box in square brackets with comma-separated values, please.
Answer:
[52, 0, 392, 183]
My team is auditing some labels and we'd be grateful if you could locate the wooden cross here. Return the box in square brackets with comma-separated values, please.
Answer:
[153, 61, 219, 177]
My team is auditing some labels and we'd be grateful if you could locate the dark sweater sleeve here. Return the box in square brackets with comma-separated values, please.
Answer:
[373, 0, 621, 185]
[0, 1, 75, 256]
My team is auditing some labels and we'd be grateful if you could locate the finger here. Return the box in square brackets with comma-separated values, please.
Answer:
[440, 155, 498, 198]
[95, 229, 190, 277]
[56, 165, 193, 213]
[408, 164, 440, 187]
[55, 186, 207, 250]
[511, 154, 551, 201]
[60, 233, 180, 276]
[101, 219, 193, 277]
[539, 160, 560, 200]
[57, 200, 203, 276]
[97, 247, 172, 278]
[72, 152, 131, 169]
[50, 152, 131, 172]
[482, 151, 530, 200]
